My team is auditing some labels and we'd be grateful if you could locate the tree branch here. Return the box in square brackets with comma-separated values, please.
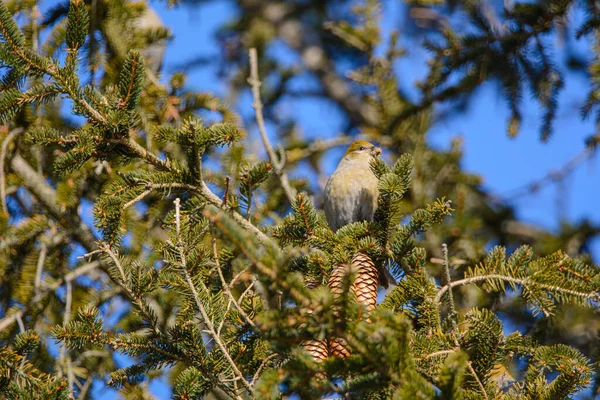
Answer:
[0, 261, 100, 331]
[435, 273, 600, 304]
[211, 227, 257, 329]
[174, 199, 252, 397]
[9, 153, 98, 250]
[248, 48, 296, 204]
[0, 127, 23, 214]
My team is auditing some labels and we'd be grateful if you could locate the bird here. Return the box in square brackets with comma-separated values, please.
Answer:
[324, 140, 381, 232]
[324, 140, 395, 288]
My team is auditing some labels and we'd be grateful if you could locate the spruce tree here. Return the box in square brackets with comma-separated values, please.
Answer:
[1, 0, 599, 399]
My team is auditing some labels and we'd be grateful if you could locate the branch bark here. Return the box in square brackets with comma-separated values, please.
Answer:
[248, 48, 296, 204]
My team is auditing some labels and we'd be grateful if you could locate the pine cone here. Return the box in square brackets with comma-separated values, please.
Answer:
[328, 338, 351, 358]
[327, 263, 352, 296]
[301, 339, 329, 362]
[305, 277, 320, 289]
[351, 253, 378, 311]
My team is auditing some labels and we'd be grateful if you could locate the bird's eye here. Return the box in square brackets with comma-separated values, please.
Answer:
[359, 146, 365, 150]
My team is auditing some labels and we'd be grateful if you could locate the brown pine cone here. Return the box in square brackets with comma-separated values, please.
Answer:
[351, 253, 378, 311]
[304, 277, 320, 289]
[327, 263, 352, 296]
[301, 339, 328, 362]
[328, 338, 351, 358]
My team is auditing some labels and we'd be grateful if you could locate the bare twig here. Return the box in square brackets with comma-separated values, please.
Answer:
[62, 281, 74, 390]
[250, 353, 278, 386]
[442, 244, 457, 329]
[229, 267, 250, 289]
[248, 48, 296, 204]
[102, 245, 128, 284]
[237, 279, 256, 306]
[0, 128, 24, 214]
[123, 189, 152, 210]
[78, 249, 103, 260]
[212, 228, 257, 329]
[218, 299, 234, 336]
[34, 243, 47, 295]
[222, 176, 231, 207]
[15, 314, 25, 333]
[10, 153, 98, 250]
[415, 348, 458, 361]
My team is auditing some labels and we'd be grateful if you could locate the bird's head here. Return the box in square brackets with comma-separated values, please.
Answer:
[343, 140, 381, 163]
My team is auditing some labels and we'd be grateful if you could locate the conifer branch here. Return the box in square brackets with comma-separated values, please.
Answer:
[143, 181, 272, 245]
[174, 199, 253, 397]
[8, 153, 108, 286]
[248, 48, 296, 204]
[435, 274, 600, 304]
[119, 136, 173, 172]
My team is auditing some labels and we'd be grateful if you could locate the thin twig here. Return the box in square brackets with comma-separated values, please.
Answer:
[78, 376, 93, 400]
[435, 274, 600, 304]
[229, 267, 250, 289]
[102, 245, 128, 284]
[286, 136, 351, 163]
[250, 353, 278, 386]
[495, 139, 597, 201]
[442, 243, 457, 330]
[34, 243, 47, 295]
[0, 261, 101, 331]
[123, 189, 152, 210]
[78, 249, 103, 260]
[0, 128, 24, 214]
[222, 176, 231, 207]
[467, 360, 488, 399]
[218, 299, 233, 336]
[237, 279, 256, 306]
[415, 348, 457, 361]
[449, 331, 489, 400]
[15, 313, 25, 333]
[248, 48, 296, 204]
[212, 228, 257, 329]
[64, 281, 74, 391]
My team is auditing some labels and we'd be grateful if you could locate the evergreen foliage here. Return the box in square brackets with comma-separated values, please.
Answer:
[1, 0, 599, 399]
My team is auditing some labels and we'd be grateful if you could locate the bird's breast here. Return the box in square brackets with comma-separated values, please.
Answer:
[324, 165, 379, 231]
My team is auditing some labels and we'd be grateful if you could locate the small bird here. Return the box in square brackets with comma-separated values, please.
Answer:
[324, 140, 395, 288]
[324, 140, 381, 232]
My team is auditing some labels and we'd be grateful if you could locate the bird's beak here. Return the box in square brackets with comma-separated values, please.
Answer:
[371, 147, 382, 157]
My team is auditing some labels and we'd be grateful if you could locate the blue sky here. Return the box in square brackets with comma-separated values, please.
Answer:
[33, 0, 600, 398]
